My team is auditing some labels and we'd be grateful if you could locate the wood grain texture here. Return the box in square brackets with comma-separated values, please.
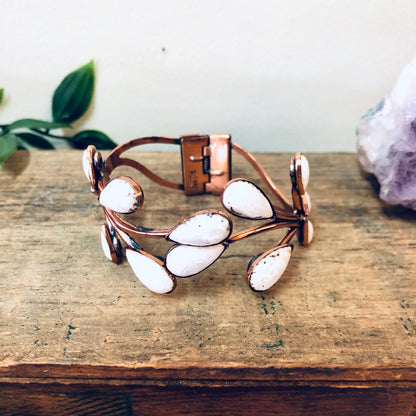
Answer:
[0, 150, 415, 414]
[1, 384, 416, 416]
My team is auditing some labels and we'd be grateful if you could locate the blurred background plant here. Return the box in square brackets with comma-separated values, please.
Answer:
[0, 60, 116, 167]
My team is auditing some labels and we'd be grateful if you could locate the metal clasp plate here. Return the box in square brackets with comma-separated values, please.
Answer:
[180, 133, 232, 195]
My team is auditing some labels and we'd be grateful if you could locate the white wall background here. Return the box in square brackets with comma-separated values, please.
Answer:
[1, 0, 416, 152]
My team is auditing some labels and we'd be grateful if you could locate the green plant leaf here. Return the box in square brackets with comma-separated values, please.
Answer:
[0, 133, 18, 167]
[70, 129, 117, 149]
[0, 88, 4, 105]
[52, 60, 95, 123]
[5, 118, 70, 133]
[16, 132, 55, 149]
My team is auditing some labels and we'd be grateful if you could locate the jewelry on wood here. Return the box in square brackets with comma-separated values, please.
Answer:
[83, 134, 313, 294]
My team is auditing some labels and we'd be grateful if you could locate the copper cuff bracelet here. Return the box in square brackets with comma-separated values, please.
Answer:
[83, 133, 313, 294]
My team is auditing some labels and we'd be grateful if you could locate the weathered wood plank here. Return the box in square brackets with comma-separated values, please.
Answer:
[1, 384, 416, 416]
[0, 149, 415, 388]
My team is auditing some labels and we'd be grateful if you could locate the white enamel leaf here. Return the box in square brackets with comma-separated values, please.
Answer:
[126, 248, 176, 294]
[168, 211, 231, 246]
[291, 153, 310, 194]
[298, 219, 314, 246]
[100, 224, 122, 263]
[165, 244, 225, 277]
[221, 180, 274, 219]
[82, 145, 99, 191]
[306, 220, 314, 245]
[101, 225, 113, 261]
[304, 192, 311, 213]
[82, 147, 92, 181]
[300, 155, 310, 190]
[99, 177, 143, 214]
[247, 245, 292, 291]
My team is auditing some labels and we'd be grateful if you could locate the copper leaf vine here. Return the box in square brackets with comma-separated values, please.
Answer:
[0, 60, 116, 167]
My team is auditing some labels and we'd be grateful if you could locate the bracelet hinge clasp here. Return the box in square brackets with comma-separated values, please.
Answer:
[180, 133, 232, 195]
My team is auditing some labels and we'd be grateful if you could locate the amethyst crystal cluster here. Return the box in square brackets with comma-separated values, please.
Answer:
[356, 58, 416, 210]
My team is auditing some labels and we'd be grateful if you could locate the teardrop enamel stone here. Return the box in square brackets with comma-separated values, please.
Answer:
[300, 155, 310, 190]
[82, 147, 93, 181]
[247, 245, 292, 291]
[221, 180, 274, 219]
[101, 227, 112, 261]
[126, 248, 176, 294]
[298, 219, 314, 246]
[306, 220, 314, 245]
[100, 224, 122, 263]
[165, 244, 225, 277]
[82, 145, 99, 192]
[168, 211, 231, 246]
[99, 177, 143, 214]
[304, 191, 311, 214]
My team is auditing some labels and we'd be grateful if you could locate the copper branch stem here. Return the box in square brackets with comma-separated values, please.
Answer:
[231, 142, 292, 210]
[226, 220, 299, 244]
[104, 136, 181, 175]
[105, 208, 170, 238]
[97, 134, 301, 245]
[277, 227, 298, 246]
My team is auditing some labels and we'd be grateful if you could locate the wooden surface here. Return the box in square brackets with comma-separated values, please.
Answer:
[0, 150, 415, 415]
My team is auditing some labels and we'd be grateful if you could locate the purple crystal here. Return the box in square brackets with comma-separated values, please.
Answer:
[356, 58, 416, 210]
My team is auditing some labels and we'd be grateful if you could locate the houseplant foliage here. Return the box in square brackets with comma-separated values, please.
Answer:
[0, 60, 116, 167]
